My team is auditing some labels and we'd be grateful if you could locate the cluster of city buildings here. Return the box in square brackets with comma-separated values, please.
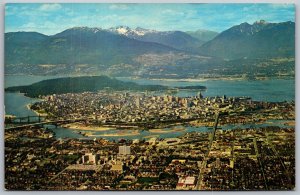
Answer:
[5, 124, 295, 190]
[30, 91, 294, 128]
[5, 90, 295, 190]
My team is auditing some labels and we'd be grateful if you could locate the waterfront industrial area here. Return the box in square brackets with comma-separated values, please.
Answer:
[4, 91, 295, 190]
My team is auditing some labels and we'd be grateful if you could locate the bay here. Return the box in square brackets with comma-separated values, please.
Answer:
[118, 77, 295, 102]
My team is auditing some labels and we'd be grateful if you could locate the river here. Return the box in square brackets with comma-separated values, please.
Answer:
[4, 75, 295, 140]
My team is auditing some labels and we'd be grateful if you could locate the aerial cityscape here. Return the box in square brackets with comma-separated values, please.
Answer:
[4, 3, 295, 191]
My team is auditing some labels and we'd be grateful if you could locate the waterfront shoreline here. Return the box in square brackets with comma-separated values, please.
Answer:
[128, 76, 295, 83]
[283, 120, 295, 126]
[5, 74, 293, 83]
[26, 104, 48, 117]
[149, 126, 186, 134]
[62, 123, 115, 131]
[87, 130, 140, 137]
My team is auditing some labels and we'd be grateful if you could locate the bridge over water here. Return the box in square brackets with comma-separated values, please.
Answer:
[5, 118, 87, 131]
[5, 115, 46, 124]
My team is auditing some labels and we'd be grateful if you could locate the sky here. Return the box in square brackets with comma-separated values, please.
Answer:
[5, 3, 295, 35]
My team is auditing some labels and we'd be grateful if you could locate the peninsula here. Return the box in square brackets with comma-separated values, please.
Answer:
[5, 76, 206, 98]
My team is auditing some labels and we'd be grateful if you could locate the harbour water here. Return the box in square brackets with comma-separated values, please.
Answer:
[4, 75, 295, 140]
[119, 77, 295, 102]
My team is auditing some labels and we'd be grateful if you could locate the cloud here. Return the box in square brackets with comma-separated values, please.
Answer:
[16, 21, 65, 35]
[161, 9, 176, 14]
[270, 4, 294, 9]
[39, 4, 62, 11]
[20, 22, 37, 29]
[109, 4, 128, 10]
[161, 9, 185, 17]
[5, 5, 18, 16]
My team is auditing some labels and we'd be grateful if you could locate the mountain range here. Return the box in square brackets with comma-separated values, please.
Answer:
[108, 26, 205, 52]
[5, 27, 178, 66]
[5, 20, 295, 77]
[199, 20, 295, 59]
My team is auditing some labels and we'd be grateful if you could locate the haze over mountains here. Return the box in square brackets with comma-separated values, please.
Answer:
[186, 29, 219, 42]
[5, 20, 295, 78]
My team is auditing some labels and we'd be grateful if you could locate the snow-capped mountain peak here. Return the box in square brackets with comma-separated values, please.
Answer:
[112, 26, 131, 35]
[108, 26, 157, 37]
[134, 27, 157, 35]
[69, 27, 102, 33]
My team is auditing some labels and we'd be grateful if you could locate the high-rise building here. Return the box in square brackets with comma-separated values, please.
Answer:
[135, 97, 140, 108]
[197, 91, 203, 99]
[230, 159, 234, 168]
[216, 158, 221, 168]
[82, 153, 99, 164]
[119, 145, 131, 155]
[111, 161, 123, 172]
[180, 98, 188, 107]
[164, 95, 169, 102]
[168, 96, 173, 103]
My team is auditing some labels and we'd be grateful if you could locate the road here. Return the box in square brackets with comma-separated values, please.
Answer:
[265, 132, 292, 185]
[195, 112, 220, 190]
[253, 137, 268, 189]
